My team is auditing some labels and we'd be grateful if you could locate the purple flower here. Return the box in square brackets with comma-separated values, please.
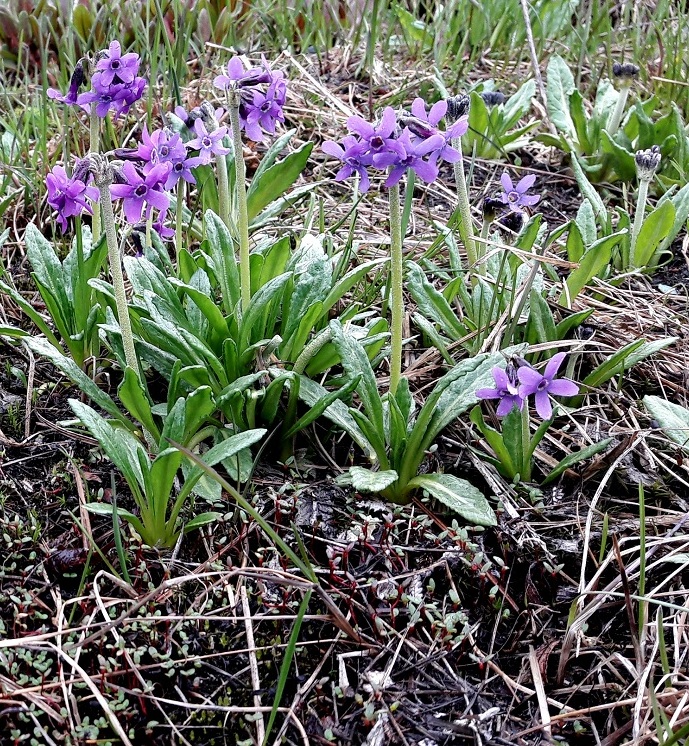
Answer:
[47, 58, 86, 105]
[46, 163, 99, 234]
[186, 119, 231, 165]
[77, 77, 146, 119]
[517, 352, 579, 420]
[374, 128, 445, 187]
[165, 155, 202, 190]
[137, 126, 187, 173]
[109, 162, 171, 224]
[346, 107, 403, 163]
[499, 173, 541, 213]
[214, 56, 276, 90]
[407, 98, 468, 165]
[476, 365, 525, 417]
[241, 80, 286, 142]
[93, 41, 140, 87]
[322, 135, 371, 192]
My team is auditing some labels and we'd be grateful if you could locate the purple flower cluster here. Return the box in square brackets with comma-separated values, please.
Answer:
[322, 98, 468, 192]
[46, 162, 99, 233]
[476, 353, 579, 419]
[48, 42, 146, 119]
[214, 56, 286, 142]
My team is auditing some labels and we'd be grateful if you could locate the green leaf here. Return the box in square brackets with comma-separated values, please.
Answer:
[205, 210, 240, 316]
[406, 261, 467, 340]
[582, 337, 675, 389]
[659, 182, 689, 254]
[247, 142, 313, 221]
[330, 320, 385, 436]
[284, 374, 361, 438]
[25, 223, 71, 333]
[546, 55, 577, 138]
[0, 324, 27, 338]
[118, 368, 161, 443]
[570, 155, 607, 225]
[470, 406, 517, 478]
[183, 512, 222, 532]
[541, 438, 614, 485]
[633, 200, 675, 269]
[27, 337, 131, 426]
[337, 466, 399, 492]
[277, 369, 374, 459]
[560, 229, 626, 306]
[643, 396, 689, 452]
[406, 474, 496, 526]
[566, 221, 586, 263]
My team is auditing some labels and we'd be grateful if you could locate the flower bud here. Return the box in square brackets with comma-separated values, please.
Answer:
[480, 91, 506, 107]
[482, 197, 503, 222]
[612, 62, 640, 83]
[635, 145, 661, 181]
[446, 94, 470, 123]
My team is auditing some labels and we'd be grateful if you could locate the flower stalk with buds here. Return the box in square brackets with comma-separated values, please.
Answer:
[446, 95, 480, 277]
[606, 62, 639, 137]
[89, 155, 138, 374]
[630, 145, 661, 268]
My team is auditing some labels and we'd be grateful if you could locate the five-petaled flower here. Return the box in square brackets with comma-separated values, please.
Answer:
[476, 365, 525, 417]
[499, 172, 541, 213]
[517, 352, 579, 420]
[321, 136, 372, 192]
[187, 120, 231, 165]
[93, 41, 140, 87]
[46, 163, 99, 233]
[109, 162, 171, 224]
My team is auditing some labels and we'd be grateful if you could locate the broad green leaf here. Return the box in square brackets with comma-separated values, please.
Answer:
[659, 182, 689, 254]
[247, 142, 313, 221]
[337, 466, 399, 492]
[118, 367, 161, 442]
[406, 474, 496, 526]
[541, 438, 614, 485]
[321, 258, 387, 314]
[406, 261, 467, 340]
[279, 370, 374, 459]
[546, 55, 576, 138]
[27, 337, 130, 426]
[560, 229, 626, 305]
[205, 209, 240, 316]
[583, 337, 675, 389]
[570, 155, 607, 224]
[284, 374, 361, 438]
[330, 320, 385, 436]
[25, 223, 71, 331]
[575, 200, 597, 246]
[566, 221, 586, 263]
[633, 200, 675, 269]
[643, 396, 689, 452]
[470, 406, 517, 478]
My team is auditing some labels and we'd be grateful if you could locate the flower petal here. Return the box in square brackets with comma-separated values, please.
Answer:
[534, 391, 552, 420]
[544, 352, 567, 381]
[500, 172, 514, 193]
[515, 173, 536, 193]
[547, 379, 579, 397]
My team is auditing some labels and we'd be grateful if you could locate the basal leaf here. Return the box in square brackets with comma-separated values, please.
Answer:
[406, 473, 497, 526]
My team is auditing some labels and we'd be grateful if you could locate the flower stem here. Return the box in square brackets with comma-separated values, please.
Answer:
[630, 177, 649, 269]
[388, 181, 404, 396]
[94, 167, 138, 375]
[89, 110, 101, 242]
[451, 140, 480, 277]
[606, 83, 630, 136]
[216, 151, 230, 229]
[521, 404, 532, 482]
[228, 89, 251, 313]
[175, 180, 184, 265]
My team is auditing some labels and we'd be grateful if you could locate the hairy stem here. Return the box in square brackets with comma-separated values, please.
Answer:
[96, 180, 138, 375]
[630, 177, 649, 269]
[606, 83, 631, 136]
[388, 181, 404, 396]
[451, 141, 480, 277]
[228, 90, 251, 313]
[89, 111, 101, 241]
[216, 151, 230, 229]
